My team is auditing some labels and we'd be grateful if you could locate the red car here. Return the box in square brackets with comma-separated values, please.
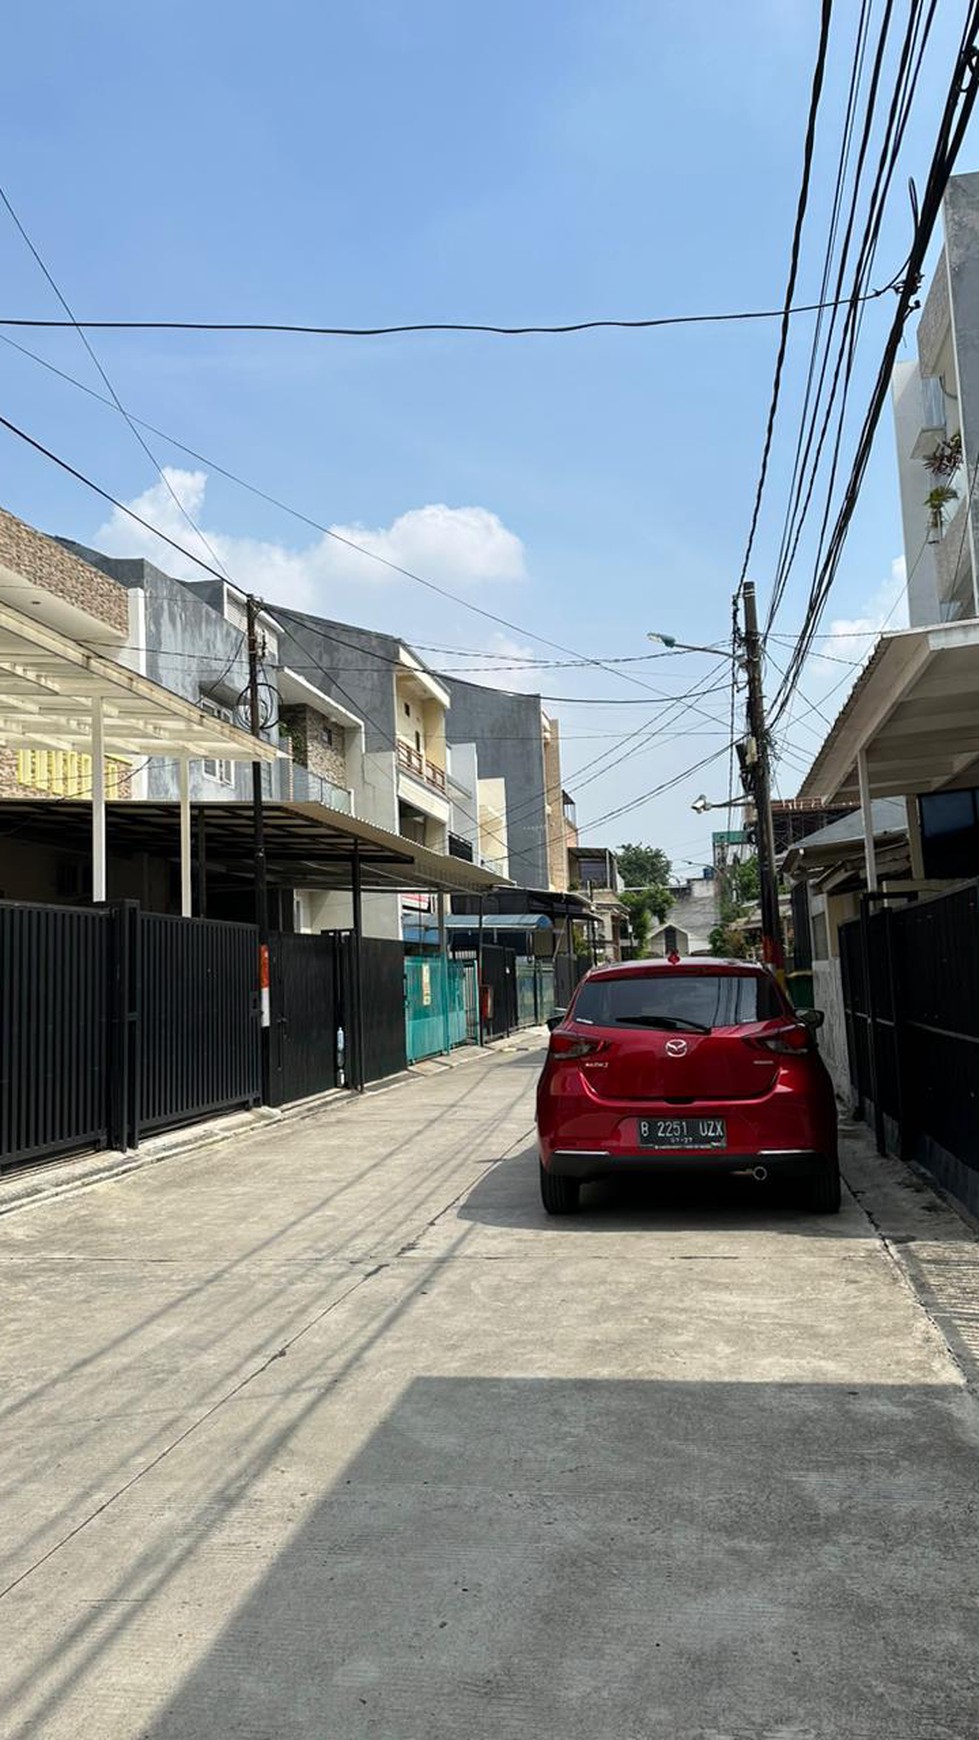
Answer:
[537, 958, 839, 1215]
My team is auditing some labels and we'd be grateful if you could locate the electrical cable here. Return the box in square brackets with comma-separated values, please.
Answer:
[0, 280, 910, 340]
[770, 5, 979, 722]
[734, 0, 834, 597]
[0, 401, 740, 723]
[766, 0, 939, 638]
[0, 183, 236, 591]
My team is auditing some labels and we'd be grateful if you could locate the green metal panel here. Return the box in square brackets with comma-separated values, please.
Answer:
[405, 957, 473, 1062]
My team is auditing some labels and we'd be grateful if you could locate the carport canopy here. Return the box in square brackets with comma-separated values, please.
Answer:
[798, 621, 979, 806]
[0, 797, 510, 898]
[796, 620, 979, 891]
[0, 598, 279, 905]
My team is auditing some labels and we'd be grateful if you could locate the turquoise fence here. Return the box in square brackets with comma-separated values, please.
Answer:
[405, 957, 476, 1063]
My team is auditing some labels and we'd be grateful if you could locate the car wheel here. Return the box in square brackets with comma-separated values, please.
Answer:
[539, 1162, 581, 1215]
[802, 1159, 841, 1215]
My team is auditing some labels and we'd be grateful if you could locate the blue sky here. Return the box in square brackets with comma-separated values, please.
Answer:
[1, 1, 976, 871]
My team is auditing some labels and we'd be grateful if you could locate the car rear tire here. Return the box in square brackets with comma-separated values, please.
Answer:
[802, 1159, 841, 1215]
[539, 1162, 581, 1215]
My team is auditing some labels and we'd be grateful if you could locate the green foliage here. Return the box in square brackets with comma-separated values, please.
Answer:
[617, 842, 671, 887]
[711, 852, 760, 957]
[617, 842, 673, 956]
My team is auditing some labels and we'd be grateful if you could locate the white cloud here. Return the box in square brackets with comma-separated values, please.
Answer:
[93, 469, 527, 614]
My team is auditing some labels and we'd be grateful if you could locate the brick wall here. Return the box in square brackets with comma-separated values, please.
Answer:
[281, 706, 348, 790]
[0, 508, 129, 634]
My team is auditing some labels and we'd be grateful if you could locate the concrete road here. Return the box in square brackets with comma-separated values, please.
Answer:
[1, 1042, 978, 1739]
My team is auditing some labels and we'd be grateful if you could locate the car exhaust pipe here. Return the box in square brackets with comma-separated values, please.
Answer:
[752, 1165, 768, 1183]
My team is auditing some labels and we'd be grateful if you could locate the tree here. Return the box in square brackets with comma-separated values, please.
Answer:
[710, 852, 759, 958]
[617, 843, 671, 888]
[617, 842, 672, 956]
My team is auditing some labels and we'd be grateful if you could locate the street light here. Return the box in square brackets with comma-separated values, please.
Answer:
[647, 631, 730, 656]
[691, 794, 751, 815]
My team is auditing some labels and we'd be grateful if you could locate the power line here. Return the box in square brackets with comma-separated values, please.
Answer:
[734, 0, 835, 597]
[0, 183, 235, 591]
[0, 397, 736, 723]
[765, 0, 939, 638]
[577, 745, 734, 833]
[771, 4, 979, 722]
[0, 281, 908, 341]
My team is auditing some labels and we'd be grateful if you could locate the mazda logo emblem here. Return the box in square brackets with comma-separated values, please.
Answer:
[665, 1038, 688, 1057]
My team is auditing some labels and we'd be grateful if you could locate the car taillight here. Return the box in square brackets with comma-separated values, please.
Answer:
[549, 1032, 609, 1061]
[746, 1024, 811, 1057]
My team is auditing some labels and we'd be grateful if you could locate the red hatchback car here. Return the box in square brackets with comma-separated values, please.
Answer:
[537, 958, 839, 1215]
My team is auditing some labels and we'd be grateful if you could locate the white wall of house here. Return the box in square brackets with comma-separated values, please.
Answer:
[813, 958, 851, 1106]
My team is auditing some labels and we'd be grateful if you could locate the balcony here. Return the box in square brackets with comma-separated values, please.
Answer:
[397, 738, 446, 794]
[291, 763, 353, 814]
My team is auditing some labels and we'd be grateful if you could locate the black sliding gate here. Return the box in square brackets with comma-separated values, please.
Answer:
[839, 881, 979, 1215]
[268, 931, 407, 1105]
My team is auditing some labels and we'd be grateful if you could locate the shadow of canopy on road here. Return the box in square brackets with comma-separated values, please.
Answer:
[458, 1144, 866, 1239]
[132, 1375, 975, 1740]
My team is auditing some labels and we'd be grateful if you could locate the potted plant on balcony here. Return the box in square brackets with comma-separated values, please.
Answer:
[922, 431, 962, 479]
[925, 482, 958, 538]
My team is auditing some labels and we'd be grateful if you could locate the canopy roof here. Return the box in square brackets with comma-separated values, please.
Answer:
[798, 621, 979, 804]
[0, 797, 510, 896]
[0, 599, 277, 763]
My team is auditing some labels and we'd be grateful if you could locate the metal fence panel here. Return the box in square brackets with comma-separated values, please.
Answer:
[0, 901, 112, 1167]
[138, 913, 261, 1136]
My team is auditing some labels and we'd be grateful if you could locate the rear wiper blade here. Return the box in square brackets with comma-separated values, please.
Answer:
[615, 1015, 711, 1033]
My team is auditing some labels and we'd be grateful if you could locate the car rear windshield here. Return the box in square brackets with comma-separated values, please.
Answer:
[571, 971, 784, 1030]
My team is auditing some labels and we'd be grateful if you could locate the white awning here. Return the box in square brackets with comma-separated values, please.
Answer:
[0, 598, 279, 764]
[797, 620, 979, 804]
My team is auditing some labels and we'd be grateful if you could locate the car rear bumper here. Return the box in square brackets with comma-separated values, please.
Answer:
[545, 1147, 831, 1182]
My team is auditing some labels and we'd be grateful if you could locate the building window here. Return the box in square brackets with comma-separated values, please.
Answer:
[321, 723, 334, 748]
[200, 695, 234, 785]
[404, 701, 411, 718]
[415, 729, 422, 753]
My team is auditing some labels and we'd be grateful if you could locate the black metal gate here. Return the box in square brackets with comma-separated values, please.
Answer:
[356, 937, 408, 1085]
[0, 900, 115, 1167]
[840, 882, 979, 1216]
[136, 910, 262, 1136]
[269, 932, 339, 1106]
[478, 943, 518, 1039]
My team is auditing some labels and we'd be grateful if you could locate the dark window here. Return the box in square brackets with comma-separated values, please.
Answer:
[404, 702, 411, 717]
[572, 971, 784, 1030]
[415, 730, 422, 752]
[919, 790, 979, 879]
[321, 723, 333, 748]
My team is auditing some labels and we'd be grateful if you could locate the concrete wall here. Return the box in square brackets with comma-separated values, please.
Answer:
[937, 173, 979, 617]
[275, 609, 399, 753]
[441, 675, 549, 887]
[890, 360, 942, 627]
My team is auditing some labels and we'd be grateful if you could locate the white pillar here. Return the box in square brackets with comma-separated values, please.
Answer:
[179, 757, 192, 917]
[857, 748, 878, 893]
[91, 697, 106, 903]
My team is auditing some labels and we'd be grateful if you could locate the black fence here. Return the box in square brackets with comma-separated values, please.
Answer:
[840, 881, 979, 1215]
[0, 901, 115, 1166]
[1, 899, 262, 1170]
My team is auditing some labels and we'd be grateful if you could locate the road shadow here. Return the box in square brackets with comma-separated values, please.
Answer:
[460, 1145, 865, 1238]
[100, 1375, 979, 1740]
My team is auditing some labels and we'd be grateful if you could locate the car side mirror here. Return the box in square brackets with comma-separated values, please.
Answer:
[546, 1009, 567, 1032]
[799, 1007, 825, 1031]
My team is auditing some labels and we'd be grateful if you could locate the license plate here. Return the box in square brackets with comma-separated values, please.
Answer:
[638, 1116, 727, 1150]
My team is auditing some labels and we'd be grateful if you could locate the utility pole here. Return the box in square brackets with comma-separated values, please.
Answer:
[246, 596, 272, 1068]
[741, 581, 784, 975]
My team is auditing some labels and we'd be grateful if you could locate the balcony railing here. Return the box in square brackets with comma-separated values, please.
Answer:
[397, 739, 446, 794]
[291, 763, 353, 813]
